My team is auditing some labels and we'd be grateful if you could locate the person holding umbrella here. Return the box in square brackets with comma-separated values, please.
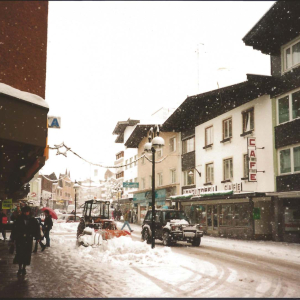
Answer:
[10, 206, 41, 276]
[43, 209, 53, 247]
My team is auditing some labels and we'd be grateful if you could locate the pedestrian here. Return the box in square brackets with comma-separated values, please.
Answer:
[43, 209, 53, 247]
[121, 211, 133, 232]
[0, 209, 7, 241]
[117, 210, 122, 221]
[10, 206, 21, 222]
[112, 209, 115, 220]
[10, 206, 41, 276]
[33, 217, 46, 253]
[128, 210, 132, 223]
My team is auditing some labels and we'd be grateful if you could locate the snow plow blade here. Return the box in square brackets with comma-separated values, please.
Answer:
[99, 229, 131, 240]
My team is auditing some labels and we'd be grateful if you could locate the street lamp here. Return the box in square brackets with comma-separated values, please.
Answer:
[144, 125, 165, 249]
[73, 180, 80, 218]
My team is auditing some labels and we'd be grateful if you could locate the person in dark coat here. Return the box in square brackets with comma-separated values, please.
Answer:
[10, 206, 41, 276]
[43, 209, 53, 247]
[0, 209, 7, 241]
[33, 217, 46, 253]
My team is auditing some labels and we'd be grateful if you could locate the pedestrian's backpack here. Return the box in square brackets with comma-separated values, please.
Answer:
[2, 216, 7, 224]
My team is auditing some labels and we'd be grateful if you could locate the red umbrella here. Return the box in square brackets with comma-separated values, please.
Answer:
[41, 207, 58, 220]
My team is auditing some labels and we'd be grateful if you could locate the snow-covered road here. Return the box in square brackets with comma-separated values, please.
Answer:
[49, 222, 300, 298]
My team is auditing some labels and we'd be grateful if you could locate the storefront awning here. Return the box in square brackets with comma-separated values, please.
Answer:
[170, 193, 194, 200]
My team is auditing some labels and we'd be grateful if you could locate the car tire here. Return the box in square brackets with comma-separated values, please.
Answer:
[142, 228, 151, 244]
[162, 231, 171, 247]
[192, 237, 201, 246]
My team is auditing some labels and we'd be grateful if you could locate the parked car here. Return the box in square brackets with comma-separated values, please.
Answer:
[56, 214, 80, 223]
[141, 209, 203, 247]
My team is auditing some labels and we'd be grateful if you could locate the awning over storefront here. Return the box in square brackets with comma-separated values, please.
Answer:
[170, 193, 194, 200]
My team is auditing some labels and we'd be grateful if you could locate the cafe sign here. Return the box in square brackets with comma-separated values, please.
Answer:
[247, 137, 257, 182]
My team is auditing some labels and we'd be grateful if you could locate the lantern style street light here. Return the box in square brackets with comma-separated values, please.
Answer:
[73, 180, 80, 218]
[144, 125, 165, 249]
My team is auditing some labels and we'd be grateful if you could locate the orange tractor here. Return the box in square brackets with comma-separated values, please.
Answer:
[77, 199, 131, 246]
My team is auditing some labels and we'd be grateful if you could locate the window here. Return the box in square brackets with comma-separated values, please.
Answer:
[242, 108, 254, 133]
[235, 203, 250, 227]
[158, 173, 163, 186]
[223, 158, 233, 181]
[156, 149, 162, 159]
[183, 170, 195, 186]
[116, 151, 124, 160]
[243, 154, 249, 178]
[205, 126, 213, 146]
[223, 118, 232, 140]
[141, 178, 145, 190]
[116, 171, 124, 179]
[182, 137, 195, 154]
[134, 155, 137, 166]
[125, 159, 128, 170]
[283, 37, 300, 71]
[169, 137, 176, 152]
[279, 145, 300, 174]
[219, 204, 233, 226]
[170, 169, 176, 184]
[278, 90, 300, 124]
[206, 163, 214, 183]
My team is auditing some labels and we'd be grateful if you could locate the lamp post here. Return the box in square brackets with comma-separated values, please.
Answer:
[144, 125, 165, 249]
[73, 180, 80, 218]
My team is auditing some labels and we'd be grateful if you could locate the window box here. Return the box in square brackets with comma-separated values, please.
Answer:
[220, 137, 231, 143]
[203, 144, 213, 149]
[241, 177, 249, 180]
[221, 179, 231, 183]
[203, 182, 213, 186]
[240, 130, 253, 137]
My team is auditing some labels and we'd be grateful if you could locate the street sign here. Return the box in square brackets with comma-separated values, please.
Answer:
[2, 199, 12, 209]
[48, 116, 61, 129]
[123, 182, 139, 188]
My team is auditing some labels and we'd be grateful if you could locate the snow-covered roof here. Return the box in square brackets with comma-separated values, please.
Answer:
[0, 82, 49, 109]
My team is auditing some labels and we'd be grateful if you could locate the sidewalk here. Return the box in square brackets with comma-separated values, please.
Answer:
[0, 234, 105, 298]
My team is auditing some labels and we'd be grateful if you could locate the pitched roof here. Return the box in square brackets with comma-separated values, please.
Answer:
[243, 1, 300, 55]
[112, 118, 140, 143]
[162, 74, 275, 132]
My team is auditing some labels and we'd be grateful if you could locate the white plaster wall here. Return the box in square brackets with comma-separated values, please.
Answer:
[195, 95, 275, 193]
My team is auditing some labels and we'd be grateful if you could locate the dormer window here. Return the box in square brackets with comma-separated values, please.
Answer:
[282, 36, 300, 72]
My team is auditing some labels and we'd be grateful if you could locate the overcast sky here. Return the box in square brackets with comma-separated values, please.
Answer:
[41, 1, 275, 181]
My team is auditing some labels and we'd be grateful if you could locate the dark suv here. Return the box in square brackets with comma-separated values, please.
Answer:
[141, 209, 203, 246]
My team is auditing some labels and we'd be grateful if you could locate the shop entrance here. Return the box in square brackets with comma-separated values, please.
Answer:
[207, 205, 218, 231]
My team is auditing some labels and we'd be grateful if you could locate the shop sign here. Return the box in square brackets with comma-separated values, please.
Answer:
[48, 116, 61, 129]
[2, 199, 12, 209]
[224, 182, 242, 192]
[183, 185, 217, 196]
[123, 182, 139, 188]
[248, 137, 257, 182]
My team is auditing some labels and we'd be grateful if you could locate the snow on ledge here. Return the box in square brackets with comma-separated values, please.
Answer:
[0, 82, 49, 109]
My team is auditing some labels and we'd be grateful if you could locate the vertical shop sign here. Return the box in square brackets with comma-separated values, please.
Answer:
[247, 137, 257, 182]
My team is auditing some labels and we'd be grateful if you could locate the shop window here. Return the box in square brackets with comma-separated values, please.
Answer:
[222, 118, 232, 140]
[169, 137, 176, 152]
[234, 203, 250, 227]
[223, 158, 233, 181]
[242, 108, 254, 134]
[170, 169, 176, 184]
[206, 163, 214, 183]
[277, 90, 300, 124]
[187, 205, 206, 226]
[219, 204, 234, 226]
[205, 126, 213, 147]
[182, 137, 195, 154]
[183, 170, 195, 186]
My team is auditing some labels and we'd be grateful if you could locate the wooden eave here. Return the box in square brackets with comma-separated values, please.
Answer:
[162, 74, 275, 132]
[124, 124, 156, 148]
[242, 1, 300, 55]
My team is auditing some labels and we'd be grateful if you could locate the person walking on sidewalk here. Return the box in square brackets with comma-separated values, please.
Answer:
[43, 210, 53, 247]
[121, 210, 133, 232]
[33, 217, 46, 253]
[0, 209, 7, 241]
[10, 206, 41, 276]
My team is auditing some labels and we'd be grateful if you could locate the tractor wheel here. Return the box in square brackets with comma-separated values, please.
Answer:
[142, 228, 151, 244]
[192, 237, 201, 246]
[162, 231, 171, 247]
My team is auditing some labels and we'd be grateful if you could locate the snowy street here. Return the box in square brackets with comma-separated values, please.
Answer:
[17, 221, 299, 298]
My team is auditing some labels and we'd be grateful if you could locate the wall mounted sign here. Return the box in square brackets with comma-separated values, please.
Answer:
[247, 137, 257, 182]
[48, 116, 61, 129]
